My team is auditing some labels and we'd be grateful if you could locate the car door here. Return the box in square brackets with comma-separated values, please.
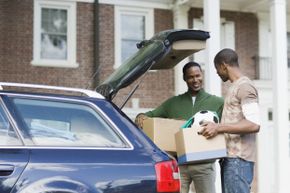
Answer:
[0, 99, 29, 193]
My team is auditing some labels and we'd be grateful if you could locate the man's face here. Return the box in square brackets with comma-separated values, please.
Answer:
[184, 66, 203, 93]
[215, 63, 229, 82]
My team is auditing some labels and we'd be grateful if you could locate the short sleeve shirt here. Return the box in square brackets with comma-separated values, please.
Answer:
[221, 76, 259, 162]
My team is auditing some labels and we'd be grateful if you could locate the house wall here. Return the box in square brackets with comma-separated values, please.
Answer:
[0, 1, 258, 110]
[0, 0, 96, 89]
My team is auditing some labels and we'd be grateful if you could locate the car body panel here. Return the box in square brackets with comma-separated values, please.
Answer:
[0, 149, 29, 193]
[11, 149, 158, 193]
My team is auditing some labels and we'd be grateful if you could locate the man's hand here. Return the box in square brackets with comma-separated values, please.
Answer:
[135, 113, 148, 129]
[198, 121, 220, 139]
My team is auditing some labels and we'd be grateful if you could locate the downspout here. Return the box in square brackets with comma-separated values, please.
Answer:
[93, 0, 100, 88]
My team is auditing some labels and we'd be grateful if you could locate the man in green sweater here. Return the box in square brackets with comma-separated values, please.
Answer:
[135, 61, 224, 193]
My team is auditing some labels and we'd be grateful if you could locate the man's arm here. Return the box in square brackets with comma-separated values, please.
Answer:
[200, 99, 260, 139]
[134, 99, 170, 129]
[199, 118, 260, 139]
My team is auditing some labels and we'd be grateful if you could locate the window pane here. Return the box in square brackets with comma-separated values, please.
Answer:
[121, 15, 145, 39]
[41, 8, 67, 60]
[12, 98, 127, 148]
[121, 40, 140, 62]
[0, 105, 21, 146]
[121, 14, 145, 62]
[42, 8, 67, 34]
[41, 34, 67, 59]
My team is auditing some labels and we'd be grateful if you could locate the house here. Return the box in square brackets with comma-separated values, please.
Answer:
[0, 0, 289, 192]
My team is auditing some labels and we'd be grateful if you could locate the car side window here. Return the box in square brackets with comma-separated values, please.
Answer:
[12, 98, 128, 148]
[0, 104, 22, 146]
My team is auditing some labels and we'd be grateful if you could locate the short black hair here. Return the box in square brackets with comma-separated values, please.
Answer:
[214, 48, 239, 67]
[182, 61, 202, 75]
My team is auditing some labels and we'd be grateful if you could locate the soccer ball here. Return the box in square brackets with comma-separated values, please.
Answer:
[191, 110, 219, 126]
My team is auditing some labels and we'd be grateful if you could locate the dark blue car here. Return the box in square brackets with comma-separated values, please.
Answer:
[0, 29, 209, 193]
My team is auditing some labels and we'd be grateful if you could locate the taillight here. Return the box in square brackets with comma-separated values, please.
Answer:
[155, 160, 180, 192]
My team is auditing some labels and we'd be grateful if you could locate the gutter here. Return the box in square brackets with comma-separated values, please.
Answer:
[93, 0, 100, 88]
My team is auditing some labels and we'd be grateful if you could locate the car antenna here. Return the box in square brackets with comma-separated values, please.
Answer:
[119, 61, 155, 109]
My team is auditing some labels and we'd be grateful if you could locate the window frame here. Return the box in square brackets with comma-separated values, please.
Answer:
[114, 6, 154, 69]
[31, 0, 78, 68]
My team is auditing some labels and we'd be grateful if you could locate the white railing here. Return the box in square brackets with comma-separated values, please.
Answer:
[255, 56, 272, 80]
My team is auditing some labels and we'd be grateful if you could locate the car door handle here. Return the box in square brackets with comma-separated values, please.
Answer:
[0, 165, 15, 176]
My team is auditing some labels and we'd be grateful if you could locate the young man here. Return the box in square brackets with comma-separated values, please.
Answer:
[200, 48, 260, 193]
[135, 61, 224, 193]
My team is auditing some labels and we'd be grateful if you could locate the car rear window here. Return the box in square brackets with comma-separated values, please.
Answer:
[11, 98, 128, 148]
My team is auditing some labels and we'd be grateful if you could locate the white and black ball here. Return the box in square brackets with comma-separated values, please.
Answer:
[191, 110, 219, 126]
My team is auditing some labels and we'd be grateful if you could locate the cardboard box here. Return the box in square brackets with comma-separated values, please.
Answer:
[142, 118, 185, 152]
[175, 126, 227, 164]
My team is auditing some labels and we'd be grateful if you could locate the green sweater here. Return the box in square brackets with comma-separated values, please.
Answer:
[145, 89, 224, 120]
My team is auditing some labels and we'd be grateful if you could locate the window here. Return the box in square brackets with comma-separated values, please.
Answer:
[32, 0, 78, 68]
[12, 98, 127, 148]
[0, 105, 21, 146]
[115, 6, 154, 68]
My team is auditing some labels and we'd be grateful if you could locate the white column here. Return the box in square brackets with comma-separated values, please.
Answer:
[256, 13, 275, 193]
[172, 4, 190, 95]
[203, 0, 221, 96]
[270, 0, 290, 193]
[203, 2, 222, 193]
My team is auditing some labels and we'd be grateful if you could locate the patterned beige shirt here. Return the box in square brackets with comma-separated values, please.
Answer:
[221, 76, 259, 162]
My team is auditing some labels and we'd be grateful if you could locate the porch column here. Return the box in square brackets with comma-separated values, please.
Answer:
[270, 0, 290, 192]
[172, 3, 190, 95]
[203, 2, 222, 193]
[203, 0, 221, 96]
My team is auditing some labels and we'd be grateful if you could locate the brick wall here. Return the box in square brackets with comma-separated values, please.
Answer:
[0, 1, 5, 66]
[0, 0, 96, 88]
[98, 4, 115, 84]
